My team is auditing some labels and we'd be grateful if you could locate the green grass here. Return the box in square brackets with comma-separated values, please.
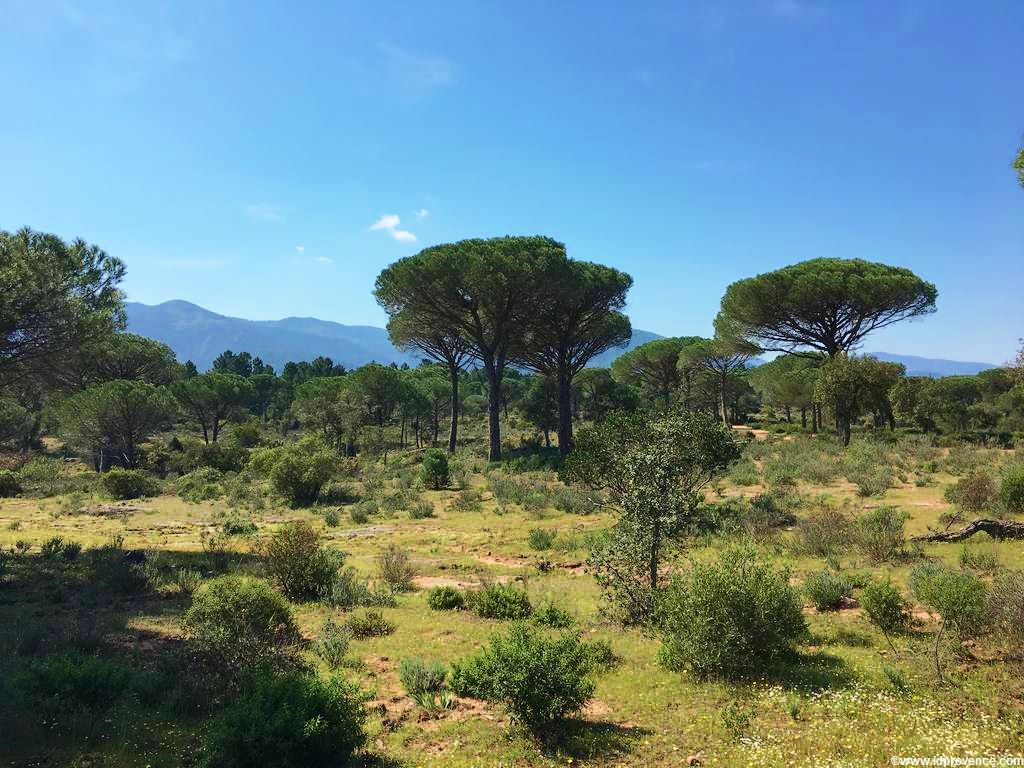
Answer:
[1, 434, 1023, 766]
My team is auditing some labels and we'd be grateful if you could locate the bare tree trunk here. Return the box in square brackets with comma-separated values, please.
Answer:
[448, 365, 459, 454]
[912, 518, 1024, 542]
[485, 366, 502, 461]
[556, 369, 573, 456]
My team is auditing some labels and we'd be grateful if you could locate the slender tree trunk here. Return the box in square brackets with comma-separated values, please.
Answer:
[485, 365, 502, 461]
[800, 407, 807, 429]
[543, 428, 550, 448]
[719, 377, 729, 427]
[448, 365, 459, 454]
[784, 405, 792, 423]
[836, 398, 851, 446]
[400, 414, 406, 448]
[556, 369, 573, 456]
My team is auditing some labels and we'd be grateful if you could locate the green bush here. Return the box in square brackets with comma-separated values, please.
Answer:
[409, 500, 435, 519]
[265, 442, 337, 507]
[61, 541, 83, 561]
[583, 638, 619, 671]
[176, 467, 226, 503]
[549, 486, 595, 515]
[201, 670, 366, 768]
[183, 575, 298, 672]
[399, 657, 447, 696]
[943, 472, 996, 513]
[264, 521, 339, 600]
[449, 622, 594, 733]
[1000, 466, 1024, 514]
[795, 505, 851, 556]
[101, 467, 159, 500]
[349, 500, 376, 524]
[469, 583, 532, 620]
[420, 449, 450, 490]
[375, 544, 416, 592]
[989, 569, 1024, 652]
[19, 653, 132, 711]
[803, 570, 852, 611]
[853, 506, 907, 562]
[346, 609, 396, 638]
[532, 601, 575, 628]
[426, 585, 465, 611]
[959, 543, 999, 574]
[39, 535, 66, 559]
[527, 528, 555, 551]
[222, 517, 258, 536]
[656, 546, 807, 679]
[0, 469, 22, 497]
[860, 579, 909, 637]
[909, 562, 988, 639]
[313, 618, 352, 668]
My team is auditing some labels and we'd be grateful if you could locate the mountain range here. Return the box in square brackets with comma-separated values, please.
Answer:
[125, 300, 996, 378]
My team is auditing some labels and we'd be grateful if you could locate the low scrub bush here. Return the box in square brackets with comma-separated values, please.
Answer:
[449, 622, 594, 733]
[468, 583, 532, 620]
[803, 570, 852, 611]
[420, 449, 450, 490]
[988, 570, 1024, 652]
[349, 500, 376, 524]
[269, 443, 338, 507]
[376, 545, 416, 592]
[346, 609, 396, 638]
[39, 535, 67, 559]
[222, 517, 258, 536]
[19, 653, 132, 711]
[264, 521, 339, 600]
[656, 546, 807, 679]
[944, 472, 996, 514]
[101, 467, 159, 500]
[201, 670, 367, 768]
[409, 500, 435, 519]
[527, 528, 556, 551]
[532, 601, 575, 628]
[853, 506, 907, 562]
[183, 575, 298, 673]
[1000, 465, 1024, 514]
[176, 467, 226, 503]
[313, 618, 352, 668]
[399, 657, 449, 706]
[549, 486, 595, 515]
[795, 505, 852, 556]
[426, 585, 465, 611]
[727, 458, 761, 486]
[0, 469, 22, 497]
[860, 579, 909, 640]
[910, 562, 988, 680]
[959, 542, 999, 574]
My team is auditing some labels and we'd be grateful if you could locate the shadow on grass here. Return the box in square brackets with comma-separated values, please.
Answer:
[761, 648, 858, 692]
[543, 719, 652, 763]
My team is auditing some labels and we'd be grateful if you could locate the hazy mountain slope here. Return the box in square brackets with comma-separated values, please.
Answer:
[126, 301, 663, 372]
[865, 352, 995, 378]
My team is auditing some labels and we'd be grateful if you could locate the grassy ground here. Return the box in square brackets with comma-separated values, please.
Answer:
[1, 432, 1023, 767]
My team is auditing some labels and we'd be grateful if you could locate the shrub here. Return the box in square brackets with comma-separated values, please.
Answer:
[795, 505, 852, 556]
[409, 500, 435, 519]
[550, 486, 595, 515]
[532, 601, 575, 628]
[349, 501, 375, 524]
[323, 509, 341, 527]
[375, 545, 416, 592]
[183, 575, 298, 672]
[943, 472, 996, 514]
[989, 569, 1024, 652]
[264, 521, 339, 600]
[999, 466, 1024, 514]
[173, 567, 203, 594]
[222, 517, 258, 536]
[469, 583, 532, 620]
[39, 535, 66, 559]
[728, 458, 761, 486]
[860, 579, 909, 639]
[528, 528, 555, 551]
[959, 543, 999, 574]
[803, 570, 852, 611]
[101, 467, 159, 500]
[60, 541, 83, 561]
[449, 622, 594, 734]
[848, 465, 893, 498]
[346, 609, 395, 638]
[0, 469, 22, 497]
[19, 653, 132, 711]
[399, 657, 447, 695]
[910, 563, 988, 639]
[313, 618, 352, 668]
[267, 442, 337, 507]
[420, 449, 450, 490]
[201, 670, 366, 768]
[854, 506, 907, 562]
[426, 585, 465, 611]
[657, 546, 807, 679]
[743, 490, 798, 535]
[176, 467, 226, 503]
[582, 638, 619, 671]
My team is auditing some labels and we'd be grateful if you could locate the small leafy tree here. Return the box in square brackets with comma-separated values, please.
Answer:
[420, 448, 449, 490]
[562, 409, 740, 622]
[264, 521, 339, 600]
[860, 579, 909, 652]
[909, 562, 988, 682]
[172, 372, 254, 444]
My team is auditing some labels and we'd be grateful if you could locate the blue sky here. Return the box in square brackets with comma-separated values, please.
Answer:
[2, 1, 1022, 363]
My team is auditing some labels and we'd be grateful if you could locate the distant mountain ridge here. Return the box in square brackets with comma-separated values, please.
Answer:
[125, 301, 996, 378]
[124, 300, 662, 372]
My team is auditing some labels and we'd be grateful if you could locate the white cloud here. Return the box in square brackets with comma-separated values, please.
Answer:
[414, 208, 429, 219]
[315, 256, 333, 264]
[247, 203, 289, 222]
[369, 213, 417, 242]
[295, 245, 305, 254]
[370, 214, 401, 231]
